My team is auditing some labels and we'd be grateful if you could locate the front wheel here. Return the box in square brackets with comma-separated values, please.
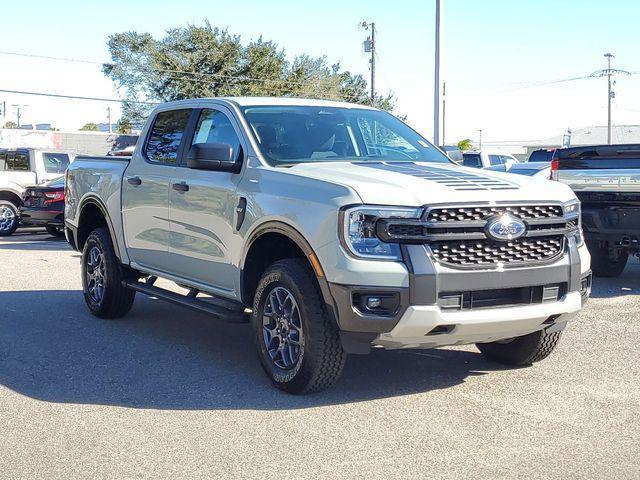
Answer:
[0, 200, 19, 236]
[81, 227, 136, 319]
[251, 259, 346, 394]
[476, 328, 562, 366]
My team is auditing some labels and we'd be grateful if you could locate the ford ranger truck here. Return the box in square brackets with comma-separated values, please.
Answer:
[552, 144, 640, 278]
[64, 98, 591, 394]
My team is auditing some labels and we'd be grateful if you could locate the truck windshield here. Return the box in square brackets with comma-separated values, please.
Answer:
[241, 106, 450, 166]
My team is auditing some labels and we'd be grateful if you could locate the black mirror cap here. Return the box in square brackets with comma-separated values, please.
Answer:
[186, 143, 243, 173]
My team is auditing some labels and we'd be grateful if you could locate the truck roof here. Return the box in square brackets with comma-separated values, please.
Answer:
[158, 96, 378, 111]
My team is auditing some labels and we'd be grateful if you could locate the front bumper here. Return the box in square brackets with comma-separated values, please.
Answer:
[374, 291, 582, 350]
[325, 239, 590, 353]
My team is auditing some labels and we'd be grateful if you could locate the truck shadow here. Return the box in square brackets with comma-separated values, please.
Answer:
[0, 290, 507, 411]
[589, 256, 640, 299]
[0, 232, 70, 251]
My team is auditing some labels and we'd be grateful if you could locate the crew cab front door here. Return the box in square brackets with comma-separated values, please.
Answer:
[122, 108, 192, 273]
[168, 106, 245, 298]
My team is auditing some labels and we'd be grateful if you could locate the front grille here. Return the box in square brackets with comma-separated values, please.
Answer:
[426, 205, 563, 222]
[430, 236, 565, 267]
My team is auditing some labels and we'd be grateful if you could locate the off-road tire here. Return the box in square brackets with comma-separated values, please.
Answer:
[587, 241, 628, 278]
[251, 258, 346, 394]
[477, 328, 562, 366]
[81, 227, 136, 319]
[45, 225, 64, 237]
[0, 200, 20, 236]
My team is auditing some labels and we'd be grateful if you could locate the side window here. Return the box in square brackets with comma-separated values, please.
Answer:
[488, 155, 503, 166]
[7, 152, 30, 171]
[145, 109, 192, 164]
[192, 109, 241, 154]
[42, 153, 70, 174]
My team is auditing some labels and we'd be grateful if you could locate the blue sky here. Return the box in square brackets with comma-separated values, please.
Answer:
[1, 0, 639, 144]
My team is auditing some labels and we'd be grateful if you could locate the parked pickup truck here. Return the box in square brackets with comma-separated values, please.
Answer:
[0, 148, 73, 235]
[552, 144, 640, 277]
[65, 98, 591, 393]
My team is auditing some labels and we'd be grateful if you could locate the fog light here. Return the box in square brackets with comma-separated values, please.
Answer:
[366, 297, 382, 309]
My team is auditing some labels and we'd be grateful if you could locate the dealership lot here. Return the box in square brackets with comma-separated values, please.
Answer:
[1, 230, 639, 479]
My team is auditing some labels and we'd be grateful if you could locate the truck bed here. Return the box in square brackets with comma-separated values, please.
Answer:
[65, 155, 131, 262]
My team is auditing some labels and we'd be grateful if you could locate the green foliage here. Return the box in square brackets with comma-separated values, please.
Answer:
[457, 138, 473, 151]
[2, 121, 17, 129]
[103, 21, 397, 121]
[80, 122, 99, 131]
[115, 117, 132, 134]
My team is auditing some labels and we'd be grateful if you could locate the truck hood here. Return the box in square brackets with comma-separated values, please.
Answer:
[286, 161, 576, 205]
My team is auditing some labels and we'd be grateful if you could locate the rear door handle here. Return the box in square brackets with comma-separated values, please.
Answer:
[127, 176, 142, 186]
[172, 182, 190, 192]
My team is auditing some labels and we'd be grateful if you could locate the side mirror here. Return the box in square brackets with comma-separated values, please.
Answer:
[186, 143, 242, 173]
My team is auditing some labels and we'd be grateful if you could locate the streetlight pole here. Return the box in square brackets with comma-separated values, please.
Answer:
[433, 0, 442, 146]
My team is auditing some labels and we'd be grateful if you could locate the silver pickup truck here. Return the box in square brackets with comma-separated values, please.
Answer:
[552, 144, 640, 277]
[65, 97, 591, 393]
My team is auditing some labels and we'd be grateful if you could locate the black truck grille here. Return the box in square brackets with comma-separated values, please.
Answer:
[426, 205, 563, 222]
[376, 203, 573, 269]
[430, 236, 565, 267]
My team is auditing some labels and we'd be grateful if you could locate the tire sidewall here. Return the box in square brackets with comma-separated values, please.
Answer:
[252, 270, 307, 387]
[81, 229, 116, 314]
[0, 200, 20, 236]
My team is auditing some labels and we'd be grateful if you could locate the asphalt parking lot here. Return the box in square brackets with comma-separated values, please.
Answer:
[1, 229, 639, 479]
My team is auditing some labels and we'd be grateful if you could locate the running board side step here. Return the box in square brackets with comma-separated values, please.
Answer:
[122, 279, 247, 323]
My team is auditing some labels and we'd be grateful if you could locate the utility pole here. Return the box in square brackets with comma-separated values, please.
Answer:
[361, 21, 376, 104]
[433, 0, 443, 146]
[107, 106, 113, 133]
[605, 53, 614, 144]
[590, 53, 629, 145]
[12, 104, 27, 127]
[478, 129, 483, 150]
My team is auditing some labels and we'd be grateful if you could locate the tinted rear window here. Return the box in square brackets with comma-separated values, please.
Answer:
[528, 150, 553, 162]
[462, 153, 482, 168]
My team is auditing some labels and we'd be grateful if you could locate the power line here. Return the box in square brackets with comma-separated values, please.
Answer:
[0, 88, 157, 105]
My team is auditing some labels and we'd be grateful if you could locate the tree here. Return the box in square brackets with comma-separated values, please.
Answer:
[457, 138, 473, 151]
[80, 123, 99, 131]
[103, 22, 397, 121]
[115, 117, 132, 134]
[2, 121, 17, 129]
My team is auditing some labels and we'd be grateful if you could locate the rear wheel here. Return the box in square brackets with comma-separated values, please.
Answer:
[477, 328, 562, 366]
[251, 259, 346, 394]
[0, 200, 19, 236]
[81, 227, 136, 318]
[587, 241, 628, 277]
[45, 225, 64, 237]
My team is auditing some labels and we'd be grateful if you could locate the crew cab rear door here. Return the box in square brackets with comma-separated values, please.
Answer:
[122, 108, 192, 272]
[167, 105, 246, 298]
[0, 150, 37, 188]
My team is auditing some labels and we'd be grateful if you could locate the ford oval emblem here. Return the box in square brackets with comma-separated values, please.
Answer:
[485, 214, 526, 241]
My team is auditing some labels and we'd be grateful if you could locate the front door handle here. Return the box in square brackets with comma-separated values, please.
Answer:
[172, 182, 190, 192]
[127, 176, 142, 186]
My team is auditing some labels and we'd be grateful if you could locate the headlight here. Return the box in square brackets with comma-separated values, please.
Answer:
[564, 199, 584, 246]
[341, 206, 422, 260]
